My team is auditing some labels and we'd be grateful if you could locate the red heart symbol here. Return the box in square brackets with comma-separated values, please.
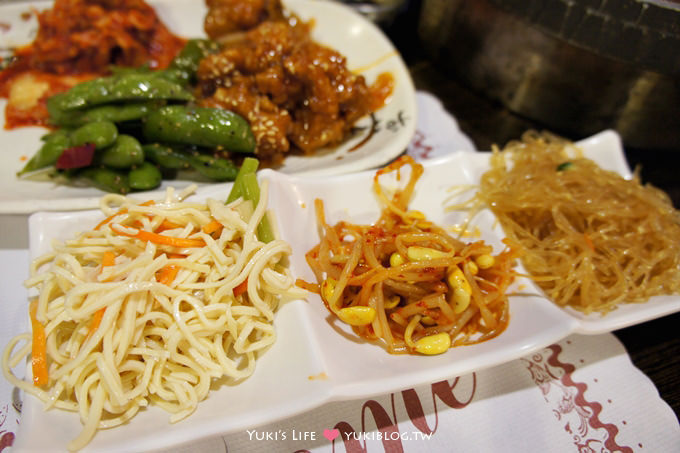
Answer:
[323, 428, 340, 442]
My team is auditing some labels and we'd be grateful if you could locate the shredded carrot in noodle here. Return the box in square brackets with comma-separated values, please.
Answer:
[2, 185, 299, 451]
[29, 300, 48, 387]
[110, 223, 206, 248]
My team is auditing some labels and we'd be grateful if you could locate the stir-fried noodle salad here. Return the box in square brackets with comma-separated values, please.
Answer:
[298, 156, 519, 355]
[2, 178, 300, 451]
[463, 131, 680, 314]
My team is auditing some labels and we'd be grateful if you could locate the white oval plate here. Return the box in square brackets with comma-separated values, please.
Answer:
[0, 0, 416, 213]
[12, 130, 680, 452]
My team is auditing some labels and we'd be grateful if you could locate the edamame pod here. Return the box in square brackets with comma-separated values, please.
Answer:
[70, 121, 118, 149]
[18, 129, 70, 175]
[142, 143, 191, 170]
[48, 72, 193, 111]
[168, 39, 220, 85]
[79, 167, 130, 194]
[40, 129, 70, 142]
[129, 162, 162, 190]
[143, 105, 255, 153]
[187, 153, 239, 181]
[142, 143, 238, 181]
[49, 102, 157, 128]
[98, 135, 144, 169]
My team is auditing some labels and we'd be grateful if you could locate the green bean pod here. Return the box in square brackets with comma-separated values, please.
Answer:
[48, 102, 158, 128]
[187, 153, 239, 181]
[48, 72, 193, 112]
[18, 129, 71, 175]
[70, 121, 118, 149]
[142, 143, 238, 181]
[142, 105, 255, 154]
[168, 39, 220, 85]
[142, 143, 191, 170]
[79, 167, 130, 194]
[98, 135, 144, 169]
[129, 162, 162, 191]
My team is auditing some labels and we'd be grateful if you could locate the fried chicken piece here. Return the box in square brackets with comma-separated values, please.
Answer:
[197, 20, 372, 163]
[204, 0, 286, 39]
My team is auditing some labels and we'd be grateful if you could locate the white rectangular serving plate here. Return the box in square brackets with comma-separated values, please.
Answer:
[0, 0, 416, 213]
[13, 130, 680, 452]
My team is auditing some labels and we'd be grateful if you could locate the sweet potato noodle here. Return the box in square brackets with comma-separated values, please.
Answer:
[299, 156, 518, 355]
[474, 131, 680, 314]
[0, 0, 184, 128]
[197, 0, 394, 165]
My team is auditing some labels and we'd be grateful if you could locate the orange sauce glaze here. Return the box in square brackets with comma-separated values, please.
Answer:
[197, 0, 395, 164]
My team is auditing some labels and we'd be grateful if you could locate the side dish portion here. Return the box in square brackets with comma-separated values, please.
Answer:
[298, 156, 518, 355]
[2, 164, 299, 451]
[198, 0, 393, 165]
[466, 131, 680, 314]
[17, 38, 257, 193]
[4, 0, 398, 194]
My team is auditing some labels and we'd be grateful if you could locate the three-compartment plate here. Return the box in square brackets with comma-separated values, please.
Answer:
[0, 0, 416, 213]
[12, 130, 680, 452]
